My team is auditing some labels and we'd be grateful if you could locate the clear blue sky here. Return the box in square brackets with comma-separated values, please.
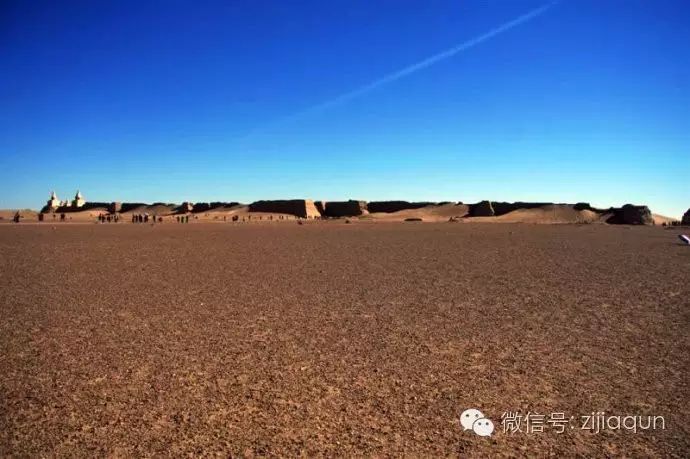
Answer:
[1, 0, 688, 217]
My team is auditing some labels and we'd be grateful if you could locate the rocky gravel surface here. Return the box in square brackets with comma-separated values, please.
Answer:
[1, 222, 688, 456]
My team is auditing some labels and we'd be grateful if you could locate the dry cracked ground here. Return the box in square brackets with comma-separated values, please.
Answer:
[1, 222, 688, 456]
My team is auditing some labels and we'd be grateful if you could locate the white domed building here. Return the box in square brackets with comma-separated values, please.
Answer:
[46, 191, 61, 210]
[72, 190, 85, 208]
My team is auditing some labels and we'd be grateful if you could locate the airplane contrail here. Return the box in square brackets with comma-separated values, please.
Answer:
[249, 1, 559, 135]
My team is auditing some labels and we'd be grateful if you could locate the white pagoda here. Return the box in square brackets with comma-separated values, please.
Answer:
[46, 191, 61, 210]
[71, 190, 85, 208]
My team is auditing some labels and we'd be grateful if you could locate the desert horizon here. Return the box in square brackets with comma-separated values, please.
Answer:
[2, 190, 687, 226]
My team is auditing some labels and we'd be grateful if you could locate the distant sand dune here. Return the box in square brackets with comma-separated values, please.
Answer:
[652, 214, 676, 225]
[489, 205, 603, 224]
[367, 203, 605, 224]
[368, 203, 469, 222]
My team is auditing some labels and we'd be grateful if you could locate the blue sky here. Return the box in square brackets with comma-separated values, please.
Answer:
[1, 0, 688, 217]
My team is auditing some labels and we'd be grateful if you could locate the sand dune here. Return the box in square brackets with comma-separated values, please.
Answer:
[488, 205, 603, 224]
[367, 203, 605, 224]
[0, 209, 38, 222]
[367, 203, 469, 222]
[652, 213, 677, 225]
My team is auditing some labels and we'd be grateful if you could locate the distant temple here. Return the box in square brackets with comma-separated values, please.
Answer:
[72, 190, 85, 208]
[45, 190, 86, 211]
[46, 191, 61, 210]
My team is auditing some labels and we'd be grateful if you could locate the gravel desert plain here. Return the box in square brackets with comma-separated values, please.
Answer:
[1, 221, 689, 456]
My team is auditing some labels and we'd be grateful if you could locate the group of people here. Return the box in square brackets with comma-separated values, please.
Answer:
[131, 214, 164, 223]
[95, 213, 301, 224]
[95, 213, 190, 223]
[98, 214, 119, 223]
[131, 214, 151, 223]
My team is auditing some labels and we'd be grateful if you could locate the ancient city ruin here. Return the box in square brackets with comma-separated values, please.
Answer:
[32, 190, 678, 226]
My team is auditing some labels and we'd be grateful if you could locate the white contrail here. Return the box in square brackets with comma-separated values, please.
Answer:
[249, 1, 559, 135]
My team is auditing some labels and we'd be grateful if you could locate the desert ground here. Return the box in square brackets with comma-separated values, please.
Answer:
[1, 222, 688, 456]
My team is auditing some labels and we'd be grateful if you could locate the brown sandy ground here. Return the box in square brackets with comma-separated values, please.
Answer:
[0, 223, 688, 456]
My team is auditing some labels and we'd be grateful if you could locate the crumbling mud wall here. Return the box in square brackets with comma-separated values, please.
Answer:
[469, 200, 495, 217]
[490, 202, 557, 216]
[249, 200, 322, 218]
[469, 201, 588, 217]
[303, 200, 322, 218]
[573, 202, 596, 211]
[190, 202, 240, 213]
[606, 204, 654, 225]
[367, 201, 436, 213]
[119, 203, 148, 213]
[314, 201, 326, 215]
[322, 200, 368, 217]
